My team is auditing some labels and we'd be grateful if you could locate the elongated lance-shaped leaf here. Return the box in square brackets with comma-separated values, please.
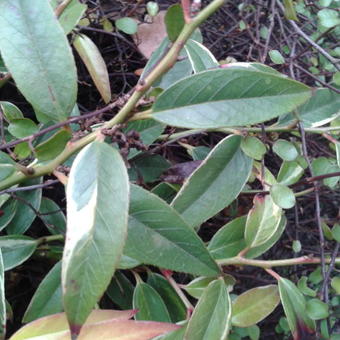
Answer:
[184, 278, 232, 340]
[152, 67, 311, 129]
[23, 261, 63, 323]
[62, 141, 129, 337]
[73, 34, 111, 103]
[171, 135, 252, 228]
[231, 285, 280, 327]
[278, 278, 316, 339]
[0, 0, 77, 123]
[125, 184, 220, 277]
[0, 250, 5, 340]
[245, 195, 282, 248]
[184, 39, 219, 73]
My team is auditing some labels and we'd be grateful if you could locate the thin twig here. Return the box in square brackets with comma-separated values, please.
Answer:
[0, 180, 59, 196]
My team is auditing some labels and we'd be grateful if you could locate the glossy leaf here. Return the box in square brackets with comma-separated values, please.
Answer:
[270, 184, 296, 209]
[241, 136, 266, 160]
[35, 129, 72, 161]
[39, 197, 66, 235]
[172, 135, 252, 228]
[184, 278, 232, 340]
[133, 283, 171, 322]
[184, 275, 235, 299]
[245, 195, 282, 248]
[10, 309, 137, 340]
[272, 140, 299, 161]
[278, 278, 316, 339]
[0, 101, 23, 121]
[62, 141, 129, 335]
[6, 178, 42, 234]
[106, 272, 134, 310]
[185, 39, 219, 73]
[0, 250, 5, 340]
[125, 184, 220, 277]
[23, 261, 63, 323]
[50, 0, 87, 35]
[165, 4, 185, 42]
[306, 299, 329, 320]
[231, 285, 280, 327]
[147, 273, 186, 322]
[277, 161, 304, 186]
[8, 119, 38, 138]
[0, 235, 37, 271]
[73, 34, 111, 103]
[0, 0, 77, 123]
[152, 67, 311, 129]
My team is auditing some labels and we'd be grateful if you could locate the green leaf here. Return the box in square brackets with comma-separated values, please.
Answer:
[0, 0, 77, 123]
[184, 278, 232, 340]
[118, 254, 141, 269]
[185, 39, 219, 73]
[147, 273, 186, 322]
[306, 299, 329, 320]
[278, 278, 316, 337]
[151, 183, 177, 203]
[23, 261, 63, 323]
[272, 139, 299, 161]
[292, 240, 301, 253]
[332, 224, 340, 242]
[312, 157, 340, 188]
[331, 277, 340, 294]
[270, 184, 296, 209]
[35, 129, 72, 161]
[106, 271, 134, 310]
[133, 282, 171, 322]
[6, 178, 42, 234]
[297, 276, 316, 297]
[0, 101, 23, 121]
[8, 119, 38, 138]
[124, 184, 220, 277]
[247, 325, 260, 340]
[241, 136, 266, 160]
[73, 34, 111, 103]
[165, 4, 185, 42]
[50, 0, 87, 34]
[115, 17, 138, 34]
[318, 9, 340, 28]
[14, 142, 31, 160]
[0, 199, 17, 232]
[277, 161, 304, 186]
[283, 0, 298, 20]
[0, 250, 5, 340]
[0, 235, 37, 271]
[39, 197, 66, 235]
[172, 135, 252, 228]
[269, 50, 285, 65]
[62, 141, 129, 335]
[146, 2, 159, 17]
[231, 285, 280, 327]
[152, 67, 311, 129]
[0, 164, 15, 182]
[245, 195, 282, 248]
[184, 275, 235, 299]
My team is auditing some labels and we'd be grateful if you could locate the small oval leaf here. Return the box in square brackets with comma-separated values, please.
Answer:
[270, 184, 296, 209]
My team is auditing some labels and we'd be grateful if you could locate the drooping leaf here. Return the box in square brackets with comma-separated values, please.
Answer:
[172, 135, 252, 228]
[0, 235, 37, 271]
[39, 197, 66, 235]
[0, 250, 5, 340]
[62, 141, 129, 335]
[147, 273, 186, 322]
[23, 261, 63, 323]
[184, 278, 232, 340]
[9, 309, 137, 340]
[244, 195, 282, 248]
[133, 282, 171, 322]
[164, 4, 185, 42]
[50, 0, 87, 35]
[106, 271, 134, 310]
[6, 178, 42, 234]
[124, 184, 220, 277]
[0, 0, 77, 123]
[73, 34, 111, 103]
[184, 39, 219, 73]
[35, 129, 72, 161]
[231, 285, 280, 327]
[270, 184, 296, 209]
[278, 277, 316, 339]
[152, 67, 311, 129]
